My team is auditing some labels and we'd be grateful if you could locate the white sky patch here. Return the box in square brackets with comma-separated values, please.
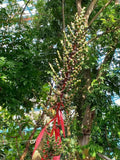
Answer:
[24, 10, 30, 16]
[1, 0, 37, 18]
[1, 26, 5, 31]
[0, 3, 8, 8]
[31, 8, 37, 15]
[17, 1, 25, 7]
[115, 99, 120, 106]
[97, 30, 103, 35]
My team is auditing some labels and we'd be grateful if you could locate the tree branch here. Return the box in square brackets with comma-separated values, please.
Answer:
[62, 0, 66, 47]
[16, 118, 25, 140]
[89, 0, 113, 27]
[115, 0, 119, 5]
[20, 112, 44, 160]
[0, 133, 18, 139]
[76, 0, 82, 15]
[19, 0, 31, 24]
[16, 137, 21, 158]
[62, 0, 65, 33]
[84, 0, 97, 26]
[98, 153, 112, 160]
[97, 45, 117, 80]
[87, 25, 120, 44]
[20, 87, 52, 160]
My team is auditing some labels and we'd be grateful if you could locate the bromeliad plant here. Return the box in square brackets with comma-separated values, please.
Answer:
[32, 9, 87, 159]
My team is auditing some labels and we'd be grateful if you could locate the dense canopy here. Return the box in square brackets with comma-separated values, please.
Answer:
[0, 0, 120, 160]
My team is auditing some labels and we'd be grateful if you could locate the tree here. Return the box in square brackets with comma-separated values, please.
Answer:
[0, 0, 53, 113]
[30, 0, 120, 159]
[0, 107, 36, 159]
[0, 0, 53, 159]
[0, 0, 120, 159]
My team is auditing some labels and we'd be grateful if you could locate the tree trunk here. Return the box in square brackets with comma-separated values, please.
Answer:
[62, 0, 66, 47]
[62, 0, 65, 33]
[115, 0, 119, 5]
[79, 106, 95, 145]
[20, 112, 45, 160]
[76, 0, 82, 15]
[77, 106, 95, 160]
[84, 0, 97, 27]
[20, 126, 38, 160]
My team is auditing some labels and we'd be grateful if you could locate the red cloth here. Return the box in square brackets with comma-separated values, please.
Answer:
[53, 155, 61, 160]
[32, 108, 65, 160]
[32, 127, 46, 156]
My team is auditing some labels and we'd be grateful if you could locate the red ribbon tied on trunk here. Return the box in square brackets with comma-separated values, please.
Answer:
[32, 127, 46, 156]
[32, 110, 65, 160]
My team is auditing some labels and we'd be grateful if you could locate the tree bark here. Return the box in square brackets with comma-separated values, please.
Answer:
[62, 0, 66, 47]
[98, 153, 112, 160]
[77, 106, 95, 160]
[20, 125, 39, 160]
[19, 0, 31, 24]
[89, 0, 113, 26]
[76, 0, 82, 15]
[79, 106, 95, 146]
[62, 0, 65, 33]
[115, 0, 119, 5]
[20, 113, 44, 160]
[84, 0, 97, 26]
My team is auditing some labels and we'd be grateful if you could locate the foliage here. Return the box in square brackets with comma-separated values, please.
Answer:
[0, 0, 52, 113]
[0, 107, 36, 159]
[0, 0, 120, 159]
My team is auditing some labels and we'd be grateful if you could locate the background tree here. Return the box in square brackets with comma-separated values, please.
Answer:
[31, 0, 120, 159]
[0, 0, 51, 159]
[0, 0, 120, 159]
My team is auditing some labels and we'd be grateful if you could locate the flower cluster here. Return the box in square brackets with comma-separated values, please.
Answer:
[33, 8, 88, 160]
